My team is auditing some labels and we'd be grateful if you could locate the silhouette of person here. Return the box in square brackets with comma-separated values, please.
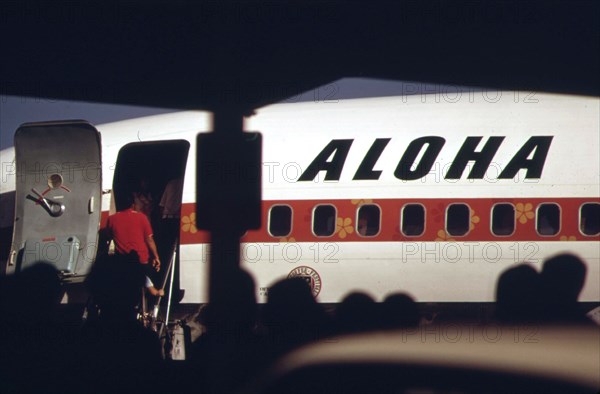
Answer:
[189, 269, 263, 394]
[262, 277, 331, 359]
[335, 291, 379, 334]
[0, 263, 76, 394]
[81, 255, 163, 394]
[539, 253, 592, 324]
[380, 293, 420, 329]
[495, 264, 542, 324]
[357, 217, 369, 236]
[357, 206, 379, 236]
[537, 211, 557, 235]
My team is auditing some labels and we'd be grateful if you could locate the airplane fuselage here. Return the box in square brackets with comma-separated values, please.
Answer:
[1, 92, 599, 304]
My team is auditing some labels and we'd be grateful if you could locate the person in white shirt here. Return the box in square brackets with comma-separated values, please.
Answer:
[157, 178, 184, 301]
[159, 178, 183, 220]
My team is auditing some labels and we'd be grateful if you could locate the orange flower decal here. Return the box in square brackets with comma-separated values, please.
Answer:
[435, 229, 455, 242]
[336, 217, 354, 239]
[279, 237, 297, 243]
[351, 199, 373, 206]
[516, 203, 534, 224]
[560, 235, 577, 241]
[470, 211, 480, 230]
[181, 213, 198, 234]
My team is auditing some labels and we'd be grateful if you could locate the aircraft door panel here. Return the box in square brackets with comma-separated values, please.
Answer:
[8, 121, 102, 281]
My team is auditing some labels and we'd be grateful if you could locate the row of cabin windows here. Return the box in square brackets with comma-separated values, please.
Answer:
[268, 202, 600, 238]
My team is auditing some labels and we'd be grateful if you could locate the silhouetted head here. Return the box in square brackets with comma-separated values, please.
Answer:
[541, 253, 587, 304]
[496, 264, 541, 323]
[267, 277, 315, 310]
[6, 262, 62, 322]
[381, 293, 420, 329]
[119, 193, 135, 211]
[336, 292, 377, 333]
[263, 277, 328, 342]
[19, 262, 62, 299]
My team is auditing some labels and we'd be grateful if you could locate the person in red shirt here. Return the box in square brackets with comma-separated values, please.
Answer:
[105, 195, 161, 274]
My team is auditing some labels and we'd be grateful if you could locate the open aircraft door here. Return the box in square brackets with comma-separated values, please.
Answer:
[7, 121, 102, 282]
[112, 140, 189, 299]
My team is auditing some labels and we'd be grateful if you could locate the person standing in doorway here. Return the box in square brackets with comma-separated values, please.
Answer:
[133, 176, 154, 220]
[105, 193, 161, 281]
[157, 177, 184, 299]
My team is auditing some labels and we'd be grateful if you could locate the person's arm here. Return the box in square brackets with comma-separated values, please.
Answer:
[147, 286, 165, 297]
[142, 215, 161, 270]
[146, 235, 161, 271]
[145, 276, 164, 296]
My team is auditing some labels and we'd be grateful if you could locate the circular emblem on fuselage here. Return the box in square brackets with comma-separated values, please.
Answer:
[288, 266, 322, 298]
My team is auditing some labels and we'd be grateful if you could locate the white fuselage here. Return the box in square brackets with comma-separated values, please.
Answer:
[1, 91, 599, 303]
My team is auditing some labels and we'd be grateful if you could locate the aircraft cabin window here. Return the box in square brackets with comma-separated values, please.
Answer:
[446, 204, 470, 236]
[313, 205, 336, 237]
[401, 204, 425, 236]
[357, 204, 381, 237]
[536, 203, 560, 236]
[580, 203, 600, 236]
[269, 205, 292, 237]
[491, 203, 516, 236]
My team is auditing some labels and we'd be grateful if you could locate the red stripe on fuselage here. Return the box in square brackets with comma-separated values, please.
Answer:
[172, 197, 600, 244]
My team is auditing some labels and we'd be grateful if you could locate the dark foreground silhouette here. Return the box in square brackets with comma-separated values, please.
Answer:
[0, 253, 595, 393]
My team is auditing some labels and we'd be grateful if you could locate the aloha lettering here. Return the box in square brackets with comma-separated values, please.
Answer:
[298, 136, 553, 182]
